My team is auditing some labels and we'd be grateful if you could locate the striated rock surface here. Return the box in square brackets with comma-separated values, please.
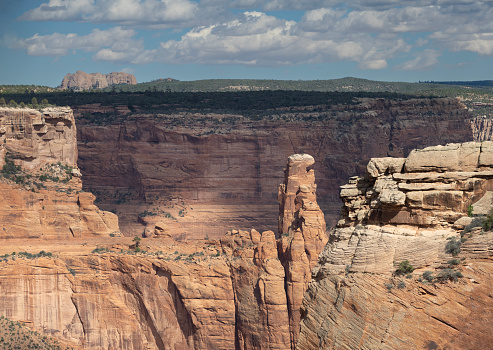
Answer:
[0, 153, 327, 350]
[60, 71, 137, 91]
[75, 97, 473, 237]
[276, 154, 328, 347]
[297, 141, 493, 349]
[0, 107, 119, 238]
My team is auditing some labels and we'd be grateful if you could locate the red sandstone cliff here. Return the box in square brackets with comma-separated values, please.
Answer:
[297, 141, 493, 349]
[0, 107, 119, 238]
[75, 97, 473, 238]
[0, 153, 327, 350]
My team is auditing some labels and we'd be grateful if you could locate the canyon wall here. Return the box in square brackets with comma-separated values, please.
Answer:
[297, 141, 493, 349]
[0, 107, 119, 238]
[76, 97, 473, 238]
[0, 153, 327, 350]
[471, 116, 493, 141]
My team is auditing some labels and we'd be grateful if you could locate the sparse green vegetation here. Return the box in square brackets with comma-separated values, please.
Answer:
[445, 237, 461, 256]
[447, 259, 460, 266]
[467, 205, 474, 217]
[463, 217, 485, 233]
[0, 251, 53, 262]
[482, 209, 493, 232]
[422, 271, 435, 283]
[91, 247, 109, 254]
[397, 281, 406, 289]
[396, 260, 414, 275]
[435, 269, 463, 283]
[0, 315, 76, 349]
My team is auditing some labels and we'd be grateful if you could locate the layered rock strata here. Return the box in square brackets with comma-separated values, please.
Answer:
[60, 71, 137, 91]
[0, 154, 327, 350]
[75, 97, 473, 237]
[297, 141, 493, 349]
[0, 107, 119, 238]
[276, 154, 328, 346]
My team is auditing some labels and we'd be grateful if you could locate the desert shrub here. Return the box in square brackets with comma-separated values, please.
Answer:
[445, 237, 461, 256]
[447, 259, 460, 266]
[92, 247, 109, 254]
[422, 271, 434, 283]
[396, 260, 414, 275]
[436, 268, 463, 283]
[463, 216, 484, 234]
[397, 281, 406, 289]
[467, 205, 474, 217]
[483, 209, 493, 232]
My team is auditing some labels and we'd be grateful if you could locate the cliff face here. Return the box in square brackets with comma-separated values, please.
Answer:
[297, 141, 493, 349]
[0, 107, 119, 238]
[60, 71, 137, 91]
[76, 97, 473, 237]
[471, 116, 493, 141]
[0, 154, 327, 350]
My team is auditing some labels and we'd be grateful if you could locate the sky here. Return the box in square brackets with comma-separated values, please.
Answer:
[1, 0, 493, 87]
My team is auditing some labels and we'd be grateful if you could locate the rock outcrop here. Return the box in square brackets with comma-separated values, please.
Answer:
[0, 153, 327, 350]
[75, 97, 473, 237]
[471, 115, 493, 141]
[60, 71, 137, 91]
[276, 154, 328, 346]
[0, 107, 119, 238]
[297, 141, 493, 349]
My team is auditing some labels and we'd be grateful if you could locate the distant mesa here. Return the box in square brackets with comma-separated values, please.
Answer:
[59, 70, 137, 91]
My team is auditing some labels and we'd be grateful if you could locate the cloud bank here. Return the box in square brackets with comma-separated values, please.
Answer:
[11, 0, 493, 70]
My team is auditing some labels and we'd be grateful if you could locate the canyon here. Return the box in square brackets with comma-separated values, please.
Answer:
[0, 99, 492, 350]
[74, 97, 473, 238]
[0, 110, 327, 348]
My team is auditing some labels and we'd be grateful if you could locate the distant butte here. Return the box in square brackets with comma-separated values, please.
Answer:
[59, 70, 137, 91]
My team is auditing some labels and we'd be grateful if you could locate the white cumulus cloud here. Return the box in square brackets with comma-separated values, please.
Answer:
[397, 49, 441, 70]
[10, 27, 142, 58]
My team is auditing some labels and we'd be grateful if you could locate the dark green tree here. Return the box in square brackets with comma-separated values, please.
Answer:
[0, 97, 5, 106]
[9, 100, 17, 107]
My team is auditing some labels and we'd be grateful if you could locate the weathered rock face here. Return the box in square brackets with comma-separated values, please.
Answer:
[297, 141, 493, 349]
[0, 230, 305, 349]
[0, 107, 119, 238]
[75, 97, 473, 237]
[0, 107, 77, 169]
[276, 154, 328, 347]
[60, 71, 137, 91]
[338, 141, 493, 230]
[0, 153, 327, 350]
[471, 116, 493, 141]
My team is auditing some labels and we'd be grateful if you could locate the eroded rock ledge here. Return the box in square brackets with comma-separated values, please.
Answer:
[297, 141, 493, 350]
[0, 153, 326, 350]
[0, 107, 119, 238]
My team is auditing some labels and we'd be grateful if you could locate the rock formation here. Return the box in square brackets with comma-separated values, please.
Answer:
[60, 71, 137, 91]
[297, 141, 493, 349]
[0, 153, 327, 350]
[0, 107, 119, 238]
[75, 97, 473, 237]
[471, 115, 493, 141]
[276, 154, 328, 346]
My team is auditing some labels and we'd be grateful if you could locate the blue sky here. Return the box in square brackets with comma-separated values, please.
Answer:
[1, 0, 493, 87]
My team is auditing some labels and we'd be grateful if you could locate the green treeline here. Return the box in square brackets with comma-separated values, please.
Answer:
[0, 90, 430, 112]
